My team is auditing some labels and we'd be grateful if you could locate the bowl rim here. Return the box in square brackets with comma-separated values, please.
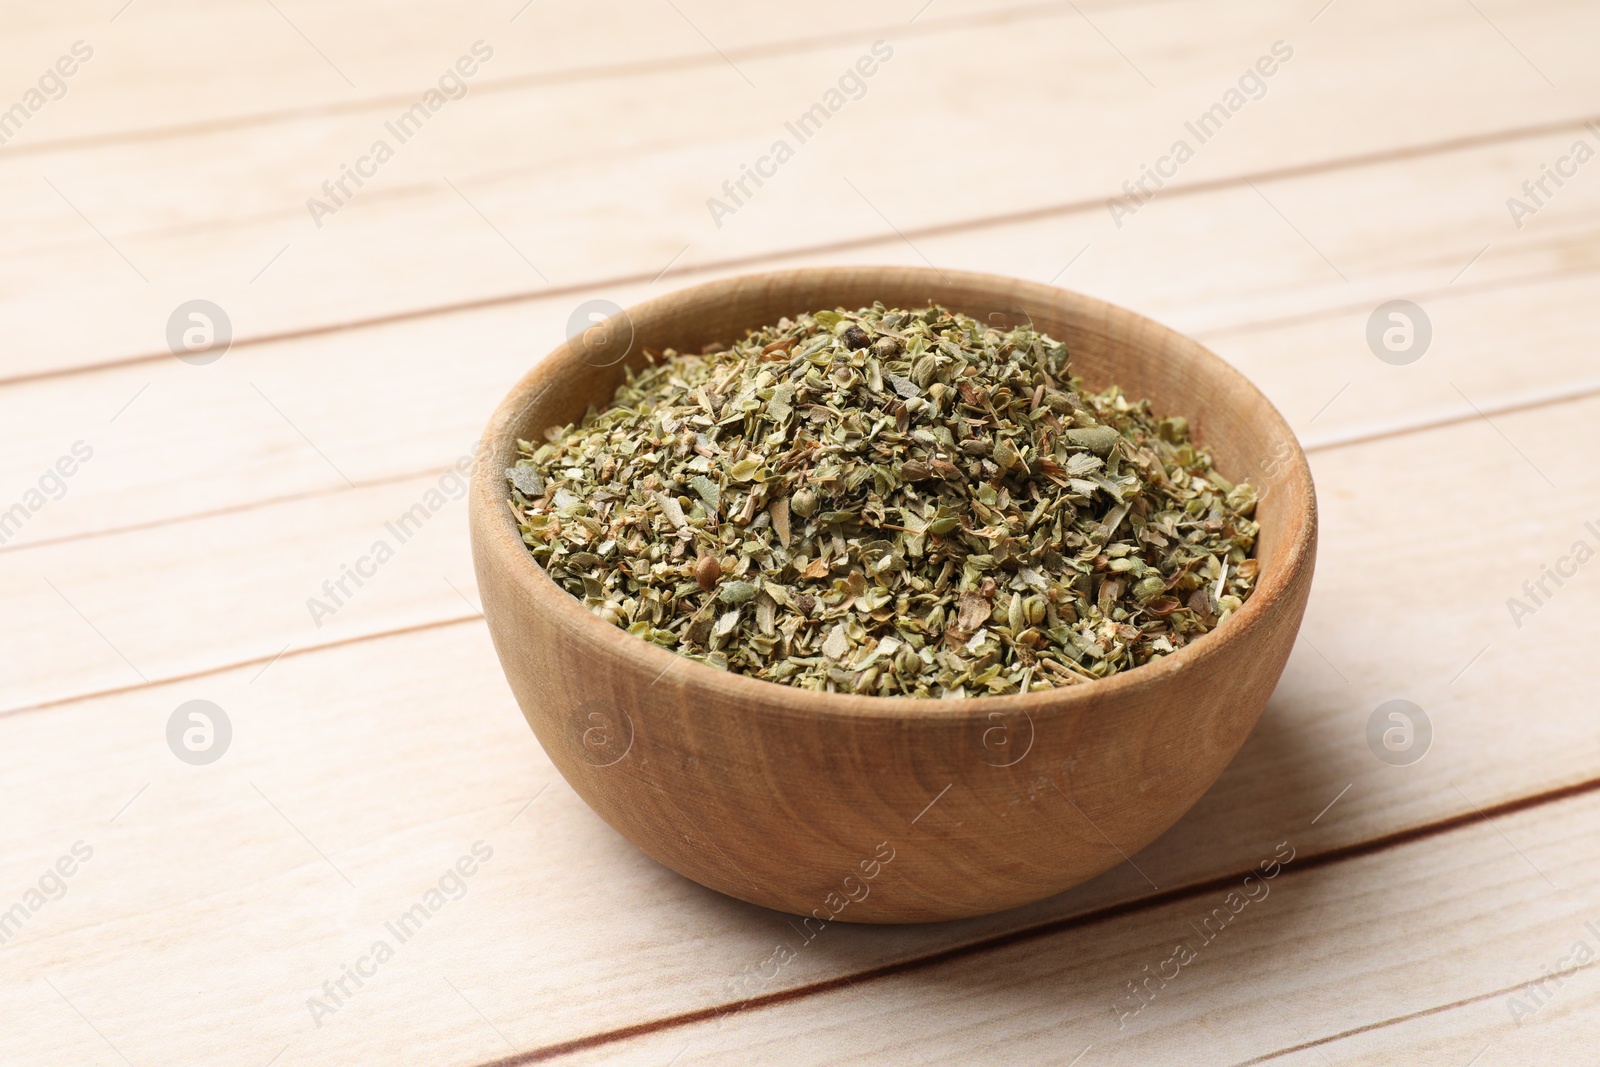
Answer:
[470, 265, 1317, 722]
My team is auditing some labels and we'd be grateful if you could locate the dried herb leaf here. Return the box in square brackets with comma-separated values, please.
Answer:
[506, 304, 1260, 696]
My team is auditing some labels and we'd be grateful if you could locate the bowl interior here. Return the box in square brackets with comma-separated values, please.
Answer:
[497, 267, 1311, 618]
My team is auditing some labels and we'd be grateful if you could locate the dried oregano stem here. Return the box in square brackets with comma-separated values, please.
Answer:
[507, 304, 1259, 697]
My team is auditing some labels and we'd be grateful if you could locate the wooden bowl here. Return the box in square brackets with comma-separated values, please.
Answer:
[469, 266, 1317, 923]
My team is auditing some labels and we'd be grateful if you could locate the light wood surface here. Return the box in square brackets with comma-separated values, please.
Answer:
[4, 0, 1596, 1062]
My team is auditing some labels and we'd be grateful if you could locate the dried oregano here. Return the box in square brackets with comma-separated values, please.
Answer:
[506, 305, 1259, 697]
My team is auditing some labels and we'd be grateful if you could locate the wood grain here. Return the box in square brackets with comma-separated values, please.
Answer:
[2, 138, 1597, 557]
[540, 788, 1600, 1066]
[4, 0, 1597, 1061]
[2, 0, 1596, 379]
[0, 0, 1091, 150]
[1, 610, 1588, 1064]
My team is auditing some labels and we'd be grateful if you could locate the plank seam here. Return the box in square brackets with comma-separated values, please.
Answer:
[1228, 958, 1600, 1065]
[5, 112, 1596, 390]
[0, 614, 480, 720]
[0, 467, 434, 556]
[8, 340, 1600, 564]
[0, 0, 1142, 160]
[7, 363, 1600, 713]
[1192, 252, 1600, 343]
[468, 775, 1600, 1064]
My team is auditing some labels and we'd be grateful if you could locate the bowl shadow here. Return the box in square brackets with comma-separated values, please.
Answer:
[688, 669, 1333, 1044]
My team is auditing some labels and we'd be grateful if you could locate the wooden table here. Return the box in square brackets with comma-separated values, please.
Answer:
[4, 1, 1597, 1063]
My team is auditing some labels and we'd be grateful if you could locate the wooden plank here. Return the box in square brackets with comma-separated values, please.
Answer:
[4, 2, 1594, 1061]
[3, 275, 1600, 716]
[1, 608, 1591, 1064]
[1, 0, 1593, 378]
[3, 473, 479, 710]
[5, 315, 1597, 714]
[1243, 969, 1600, 1064]
[0, 396, 1594, 1062]
[0, 0, 1074, 148]
[2, 133, 1598, 555]
[539, 789, 1600, 1066]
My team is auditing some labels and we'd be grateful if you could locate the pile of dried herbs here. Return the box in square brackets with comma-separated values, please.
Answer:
[506, 304, 1259, 697]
